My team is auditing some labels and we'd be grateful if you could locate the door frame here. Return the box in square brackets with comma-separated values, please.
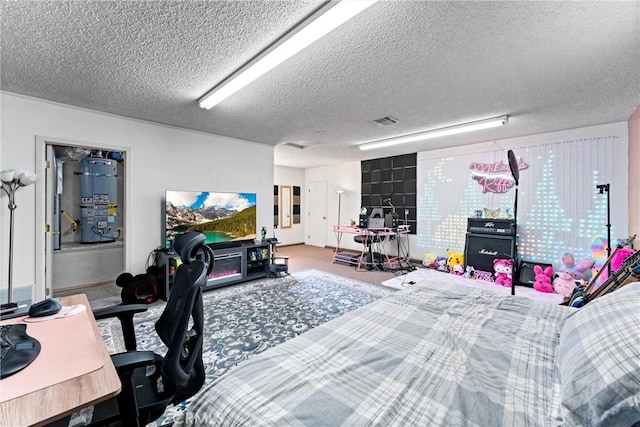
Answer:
[34, 136, 131, 300]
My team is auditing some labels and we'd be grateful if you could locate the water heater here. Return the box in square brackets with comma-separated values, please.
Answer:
[78, 157, 118, 243]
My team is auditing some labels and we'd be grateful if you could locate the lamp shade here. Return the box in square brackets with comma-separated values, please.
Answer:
[18, 171, 39, 186]
[0, 170, 15, 183]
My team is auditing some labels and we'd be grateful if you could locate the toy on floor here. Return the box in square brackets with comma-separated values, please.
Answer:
[533, 265, 554, 293]
[493, 258, 513, 287]
[552, 272, 577, 298]
[435, 256, 449, 273]
[422, 253, 437, 269]
[447, 249, 464, 275]
[463, 265, 476, 280]
[560, 253, 594, 281]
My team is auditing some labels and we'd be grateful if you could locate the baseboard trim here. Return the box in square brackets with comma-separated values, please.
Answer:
[52, 279, 115, 294]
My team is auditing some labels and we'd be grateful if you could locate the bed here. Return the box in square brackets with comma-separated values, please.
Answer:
[181, 279, 640, 426]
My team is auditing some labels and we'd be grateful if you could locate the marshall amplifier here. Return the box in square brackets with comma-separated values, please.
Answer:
[467, 218, 515, 236]
[464, 233, 515, 275]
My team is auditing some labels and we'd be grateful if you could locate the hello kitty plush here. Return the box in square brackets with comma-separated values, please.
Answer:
[493, 258, 513, 287]
[553, 272, 577, 299]
[533, 265, 554, 293]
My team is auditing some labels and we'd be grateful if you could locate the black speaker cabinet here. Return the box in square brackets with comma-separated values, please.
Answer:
[517, 260, 553, 287]
[464, 233, 515, 275]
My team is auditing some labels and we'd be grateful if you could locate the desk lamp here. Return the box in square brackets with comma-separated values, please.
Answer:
[1, 169, 39, 316]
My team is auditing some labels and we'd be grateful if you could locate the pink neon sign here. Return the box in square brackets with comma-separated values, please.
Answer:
[469, 158, 528, 193]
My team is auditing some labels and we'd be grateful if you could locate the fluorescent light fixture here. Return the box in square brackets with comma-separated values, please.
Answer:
[357, 116, 509, 151]
[199, 0, 378, 109]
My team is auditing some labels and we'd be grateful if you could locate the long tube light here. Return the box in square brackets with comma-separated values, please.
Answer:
[357, 115, 510, 151]
[199, 0, 378, 110]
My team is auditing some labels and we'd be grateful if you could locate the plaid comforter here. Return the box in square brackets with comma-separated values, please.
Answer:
[182, 280, 573, 426]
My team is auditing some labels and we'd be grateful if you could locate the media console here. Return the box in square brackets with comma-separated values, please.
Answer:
[156, 241, 271, 297]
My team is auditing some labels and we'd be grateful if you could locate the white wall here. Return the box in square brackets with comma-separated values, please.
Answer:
[274, 165, 305, 245]
[0, 92, 274, 300]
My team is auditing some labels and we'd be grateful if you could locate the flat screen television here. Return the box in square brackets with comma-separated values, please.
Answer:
[165, 190, 257, 249]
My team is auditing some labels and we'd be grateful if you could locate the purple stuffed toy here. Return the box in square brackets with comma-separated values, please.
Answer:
[493, 258, 513, 287]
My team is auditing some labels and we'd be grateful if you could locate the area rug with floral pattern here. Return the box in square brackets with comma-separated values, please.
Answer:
[96, 269, 394, 426]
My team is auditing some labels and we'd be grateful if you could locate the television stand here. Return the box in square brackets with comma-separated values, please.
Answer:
[156, 240, 271, 296]
[211, 241, 242, 250]
[204, 241, 271, 290]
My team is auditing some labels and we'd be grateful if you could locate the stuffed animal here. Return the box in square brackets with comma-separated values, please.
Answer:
[435, 256, 449, 273]
[598, 248, 636, 282]
[560, 253, 594, 281]
[422, 253, 437, 269]
[493, 258, 513, 287]
[463, 265, 476, 280]
[553, 272, 577, 299]
[533, 265, 554, 293]
[116, 268, 161, 304]
[447, 249, 464, 275]
[612, 248, 636, 271]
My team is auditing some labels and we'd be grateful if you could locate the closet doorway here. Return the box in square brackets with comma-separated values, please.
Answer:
[35, 137, 129, 301]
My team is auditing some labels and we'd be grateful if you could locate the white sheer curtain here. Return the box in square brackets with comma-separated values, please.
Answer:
[416, 136, 627, 270]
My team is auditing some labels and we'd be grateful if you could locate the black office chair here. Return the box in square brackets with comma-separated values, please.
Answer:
[87, 231, 212, 426]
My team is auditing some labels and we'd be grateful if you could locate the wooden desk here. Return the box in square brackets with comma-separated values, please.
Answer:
[0, 294, 121, 426]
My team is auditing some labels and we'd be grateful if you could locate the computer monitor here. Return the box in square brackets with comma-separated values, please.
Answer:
[369, 208, 384, 221]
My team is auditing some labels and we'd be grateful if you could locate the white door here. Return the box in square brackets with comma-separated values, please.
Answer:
[306, 181, 327, 247]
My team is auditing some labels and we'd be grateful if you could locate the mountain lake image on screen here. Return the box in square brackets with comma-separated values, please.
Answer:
[165, 190, 257, 248]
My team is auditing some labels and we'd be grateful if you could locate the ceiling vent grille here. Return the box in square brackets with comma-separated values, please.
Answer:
[373, 116, 400, 126]
[282, 142, 306, 149]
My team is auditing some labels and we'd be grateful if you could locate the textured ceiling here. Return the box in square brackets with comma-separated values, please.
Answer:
[1, 1, 639, 169]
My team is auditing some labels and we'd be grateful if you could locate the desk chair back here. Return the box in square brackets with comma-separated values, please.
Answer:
[156, 259, 206, 403]
[83, 232, 210, 427]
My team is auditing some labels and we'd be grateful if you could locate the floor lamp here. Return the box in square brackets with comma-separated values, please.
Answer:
[335, 190, 345, 247]
[507, 150, 520, 296]
[596, 183, 611, 276]
[0, 169, 39, 316]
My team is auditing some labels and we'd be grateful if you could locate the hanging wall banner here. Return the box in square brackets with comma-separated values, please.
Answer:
[469, 158, 529, 193]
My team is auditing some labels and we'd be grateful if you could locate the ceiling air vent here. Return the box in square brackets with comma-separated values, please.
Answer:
[373, 116, 400, 126]
[282, 142, 306, 149]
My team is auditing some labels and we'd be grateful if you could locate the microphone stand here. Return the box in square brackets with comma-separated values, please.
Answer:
[596, 184, 611, 276]
[511, 184, 518, 296]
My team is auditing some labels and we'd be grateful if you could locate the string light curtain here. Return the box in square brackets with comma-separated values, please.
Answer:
[416, 136, 626, 269]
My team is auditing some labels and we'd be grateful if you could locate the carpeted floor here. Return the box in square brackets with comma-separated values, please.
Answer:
[75, 244, 416, 307]
[97, 269, 394, 426]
